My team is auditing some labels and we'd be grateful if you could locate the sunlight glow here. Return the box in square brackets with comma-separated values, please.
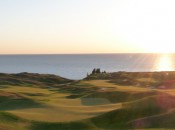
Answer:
[1, 0, 175, 53]
[156, 54, 174, 71]
[113, 0, 175, 53]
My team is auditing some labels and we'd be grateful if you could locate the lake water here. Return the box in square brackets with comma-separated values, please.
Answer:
[0, 53, 175, 79]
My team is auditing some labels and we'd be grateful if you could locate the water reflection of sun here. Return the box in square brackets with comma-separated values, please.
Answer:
[156, 54, 174, 71]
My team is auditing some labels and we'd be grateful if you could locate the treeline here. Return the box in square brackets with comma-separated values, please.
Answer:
[85, 68, 110, 79]
[88, 68, 106, 75]
[92, 68, 101, 74]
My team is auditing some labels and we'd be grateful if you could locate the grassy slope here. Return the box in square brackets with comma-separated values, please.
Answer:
[0, 111, 93, 130]
[90, 92, 175, 129]
[0, 72, 72, 87]
[0, 86, 122, 122]
[1, 72, 175, 129]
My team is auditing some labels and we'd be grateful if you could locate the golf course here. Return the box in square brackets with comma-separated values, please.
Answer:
[0, 71, 175, 129]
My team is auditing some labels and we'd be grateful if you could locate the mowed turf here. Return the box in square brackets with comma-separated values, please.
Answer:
[80, 80, 151, 92]
[0, 85, 121, 122]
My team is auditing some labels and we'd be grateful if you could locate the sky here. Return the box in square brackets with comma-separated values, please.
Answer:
[1, 0, 175, 54]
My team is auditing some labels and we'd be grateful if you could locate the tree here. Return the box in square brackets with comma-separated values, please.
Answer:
[96, 68, 101, 73]
[92, 68, 96, 74]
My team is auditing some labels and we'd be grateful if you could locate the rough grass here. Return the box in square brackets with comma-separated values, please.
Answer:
[0, 72, 73, 87]
[0, 91, 43, 110]
[90, 93, 175, 129]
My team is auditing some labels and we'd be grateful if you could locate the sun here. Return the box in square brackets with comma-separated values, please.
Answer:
[155, 54, 174, 71]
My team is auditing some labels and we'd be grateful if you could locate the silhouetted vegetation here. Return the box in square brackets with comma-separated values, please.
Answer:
[91, 68, 101, 74]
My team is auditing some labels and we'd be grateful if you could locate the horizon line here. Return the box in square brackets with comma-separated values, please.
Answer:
[0, 52, 174, 55]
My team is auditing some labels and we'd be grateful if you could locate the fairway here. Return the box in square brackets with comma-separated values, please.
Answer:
[0, 85, 122, 122]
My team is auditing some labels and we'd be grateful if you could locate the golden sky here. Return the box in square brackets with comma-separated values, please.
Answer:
[1, 0, 175, 54]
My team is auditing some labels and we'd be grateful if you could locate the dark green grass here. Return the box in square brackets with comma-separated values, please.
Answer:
[0, 112, 24, 123]
[30, 121, 91, 130]
[0, 95, 44, 110]
[129, 110, 175, 128]
[90, 95, 172, 129]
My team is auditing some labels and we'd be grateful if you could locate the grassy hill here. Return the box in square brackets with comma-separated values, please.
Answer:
[0, 72, 175, 129]
[0, 72, 72, 86]
[90, 93, 175, 129]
